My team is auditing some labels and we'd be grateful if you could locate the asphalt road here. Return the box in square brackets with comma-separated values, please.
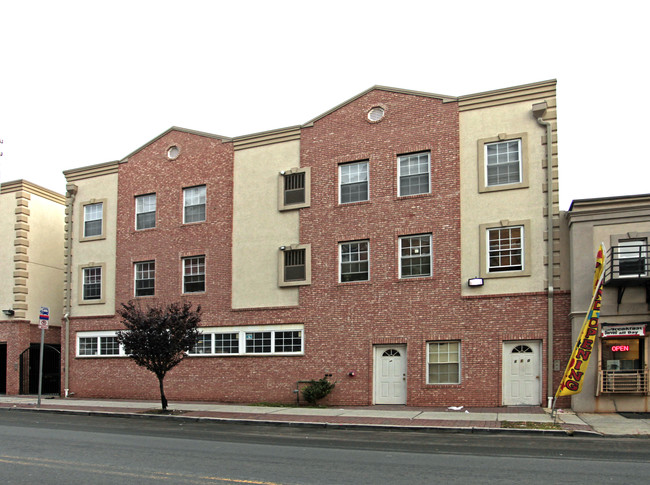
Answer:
[1, 409, 649, 484]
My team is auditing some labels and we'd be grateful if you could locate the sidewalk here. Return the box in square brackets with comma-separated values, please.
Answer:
[1, 395, 648, 437]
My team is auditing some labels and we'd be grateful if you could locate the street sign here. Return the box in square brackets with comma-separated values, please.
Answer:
[39, 306, 49, 330]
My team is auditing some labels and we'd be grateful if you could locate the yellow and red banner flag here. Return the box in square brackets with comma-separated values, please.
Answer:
[555, 244, 606, 397]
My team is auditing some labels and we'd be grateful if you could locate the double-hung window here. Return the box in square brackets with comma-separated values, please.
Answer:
[485, 139, 522, 187]
[83, 202, 103, 238]
[183, 185, 206, 223]
[400, 234, 432, 278]
[427, 341, 460, 384]
[183, 256, 205, 293]
[135, 194, 156, 230]
[82, 266, 102, 301]
[398, 152, 430, 196]
[134, 261, 155, 296]
[488, 226, 523, 273]
[340, 240, 369, 282]
[339, 161, 369, 204]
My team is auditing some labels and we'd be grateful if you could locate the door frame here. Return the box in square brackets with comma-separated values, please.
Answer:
[501, 340, 542, 406]
[373, 344, 407, 405]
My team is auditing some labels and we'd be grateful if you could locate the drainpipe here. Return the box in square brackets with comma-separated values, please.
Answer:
[533, 102, 555, 407]
[63, 183, 77, 396]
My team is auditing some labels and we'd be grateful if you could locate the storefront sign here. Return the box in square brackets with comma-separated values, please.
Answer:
[601, 324, 646, 338]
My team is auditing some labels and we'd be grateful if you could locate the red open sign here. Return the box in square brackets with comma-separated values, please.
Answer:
[611, 345, 630, 352]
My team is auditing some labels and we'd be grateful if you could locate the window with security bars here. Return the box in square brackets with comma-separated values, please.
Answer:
[340, 161, 369, 203]
[83, 202, 103, 238]
[183, 256, 205, 293]
[136, 194, 156, 230]
[486, 140, 521, 186]
[399, 152, 430, 196]
[400, 234, 432, 278]
[340, 240, 369, 282]
[184, 185, 206, 223]
[284, 249, 306, 282]
[284, 172, 305, 205]
[134, 261, 155, 296]
[246, 332, 272, 353]
[488, 226, 523, 272]
[83, 266, 102, 300]
[427, 341, 460, 384]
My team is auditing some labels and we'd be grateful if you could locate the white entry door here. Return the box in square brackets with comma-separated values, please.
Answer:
[502, 341, 541, 405]
[374, 345, 407, 404]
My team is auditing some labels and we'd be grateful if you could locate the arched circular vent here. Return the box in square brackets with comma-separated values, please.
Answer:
[167, 145, 180, 160]
[367, 106, 385, 123]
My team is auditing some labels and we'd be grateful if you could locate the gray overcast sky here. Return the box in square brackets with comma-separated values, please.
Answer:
[1, 0, 648, 210]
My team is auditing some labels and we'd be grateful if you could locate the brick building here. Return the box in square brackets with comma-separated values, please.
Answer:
[61, 80, 569, 407]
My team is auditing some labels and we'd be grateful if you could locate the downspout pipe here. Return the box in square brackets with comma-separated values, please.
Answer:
[533, 102, 555, 406]
[63, 183, 77, 396]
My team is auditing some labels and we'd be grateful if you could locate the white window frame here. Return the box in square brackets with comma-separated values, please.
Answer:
[134, 261, 155, 297]
[398, 152, 430, 197]
[80, 265, 103, 303]
[399, 234, 432, 278]
[82, 201, 104, 239]
[76, 331, 126, 357]
[427, 341, 461, 384]
[485, 139, 522, 187]
[183, 255, 205, 293]
[183, 185, 206, 223]
[477, 133, 529, 193]
[135, 193, 156, 230]
[487, 225, 524, 273]
[187, 325, 304, 356]
[339, 240, 369, 282]
[339, 160, 369, 204]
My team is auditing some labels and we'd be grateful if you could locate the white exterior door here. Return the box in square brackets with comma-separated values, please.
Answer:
[374, 345, 407, 404]
[502, 341, 541, 405]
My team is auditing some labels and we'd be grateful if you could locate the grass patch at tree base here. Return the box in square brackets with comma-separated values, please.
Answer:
[501, 421, 561, 430]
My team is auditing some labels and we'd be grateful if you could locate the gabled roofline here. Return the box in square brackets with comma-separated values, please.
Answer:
[302, 85, 457, 126]
[120, 126, 230, 162]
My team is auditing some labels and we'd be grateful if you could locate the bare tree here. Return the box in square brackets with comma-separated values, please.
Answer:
[116, 301, 201, 410]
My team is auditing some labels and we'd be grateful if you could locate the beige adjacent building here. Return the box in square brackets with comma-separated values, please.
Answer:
[0, 180, 65, 395]
[566, 194, 650, 412]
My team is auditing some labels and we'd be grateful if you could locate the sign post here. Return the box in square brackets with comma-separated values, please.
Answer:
[37, 306, 49, 407]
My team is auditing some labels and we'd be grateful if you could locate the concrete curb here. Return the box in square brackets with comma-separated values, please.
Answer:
[0, 404, 603, 438]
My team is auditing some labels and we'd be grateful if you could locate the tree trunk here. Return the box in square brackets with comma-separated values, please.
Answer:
[158, 375, 168, 410]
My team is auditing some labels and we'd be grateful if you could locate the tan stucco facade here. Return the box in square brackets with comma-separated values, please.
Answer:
[64, 162, 119, 317]
[567, 195, 650, 412]
[0, 181, 65, 323]
[231, 130, 301, 309]
[459, 81, 559, 296]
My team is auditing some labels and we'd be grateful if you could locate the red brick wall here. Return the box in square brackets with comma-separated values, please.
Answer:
[66, 96, 567, 408]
